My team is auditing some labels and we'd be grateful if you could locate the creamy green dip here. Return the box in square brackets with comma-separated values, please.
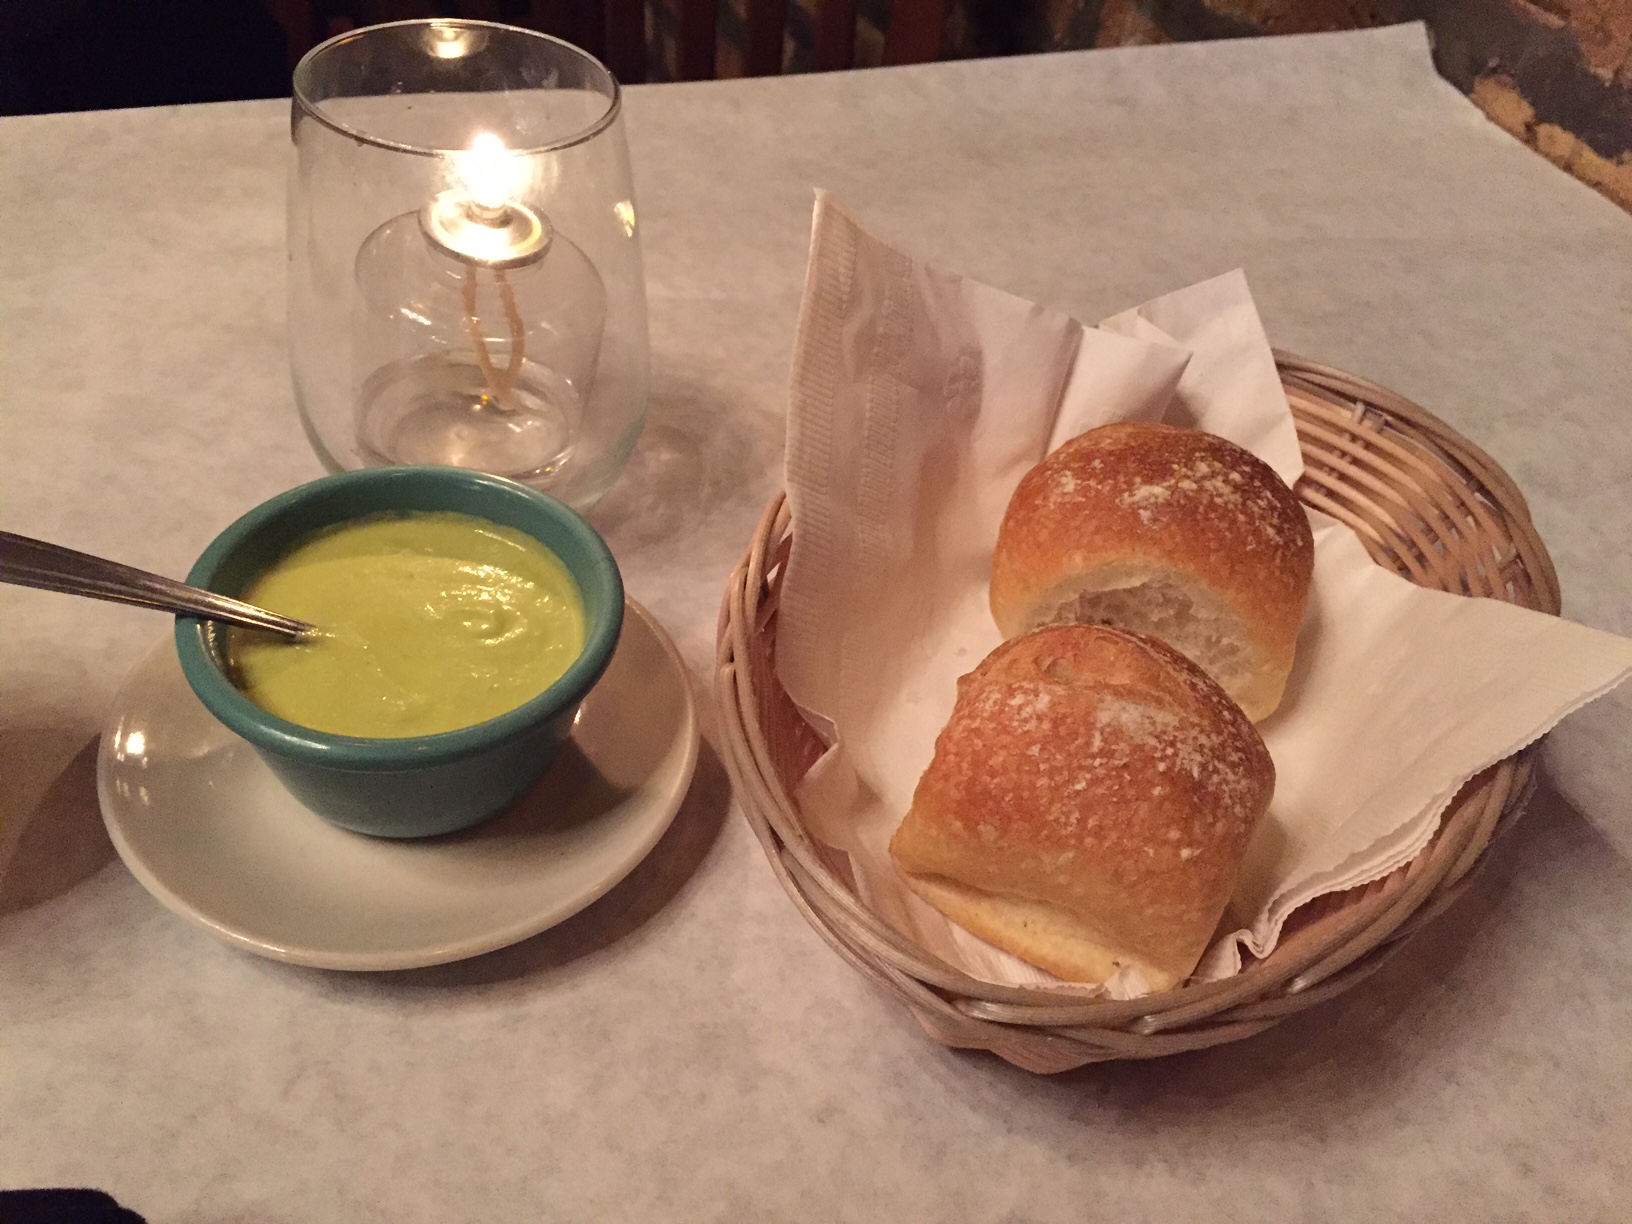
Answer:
[228, 512, 585, 738]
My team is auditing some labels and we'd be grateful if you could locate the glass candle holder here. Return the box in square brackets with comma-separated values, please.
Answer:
[290, 21, 648, 508]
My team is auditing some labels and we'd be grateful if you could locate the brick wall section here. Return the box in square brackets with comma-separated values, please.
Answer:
[1429, 0, 1632, 211]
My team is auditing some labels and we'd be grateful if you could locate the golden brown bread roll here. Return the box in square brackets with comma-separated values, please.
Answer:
[888, 625, 1274, 990]
[989, 422, 1314, 722]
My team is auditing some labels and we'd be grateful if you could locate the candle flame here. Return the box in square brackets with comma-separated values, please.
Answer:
[456, 132, 523, 213]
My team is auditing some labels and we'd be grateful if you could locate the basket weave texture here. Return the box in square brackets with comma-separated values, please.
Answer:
[715, 352, 1560, 1072]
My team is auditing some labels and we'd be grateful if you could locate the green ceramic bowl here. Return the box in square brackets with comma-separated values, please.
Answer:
[176, 466, 624, 838]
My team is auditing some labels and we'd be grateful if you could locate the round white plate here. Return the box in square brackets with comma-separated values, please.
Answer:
[98, 599, 699, 970]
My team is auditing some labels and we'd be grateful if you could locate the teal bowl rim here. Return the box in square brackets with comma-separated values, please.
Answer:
[175, 466, 624, 770]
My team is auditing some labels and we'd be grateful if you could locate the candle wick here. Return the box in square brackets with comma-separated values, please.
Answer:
[464, 199, 512, 227]
[461, 265, 528, 416]
[497, 269, 525, 396]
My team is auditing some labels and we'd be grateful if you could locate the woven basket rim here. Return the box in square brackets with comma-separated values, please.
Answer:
[715, 351, 1553, 1070]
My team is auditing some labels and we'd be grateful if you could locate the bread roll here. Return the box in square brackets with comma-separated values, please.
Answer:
[989, 422, 1313, 722]
[889, 625, 1274, 990]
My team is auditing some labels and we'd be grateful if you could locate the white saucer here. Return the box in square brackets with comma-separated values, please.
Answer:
[98, 599, 699, 971]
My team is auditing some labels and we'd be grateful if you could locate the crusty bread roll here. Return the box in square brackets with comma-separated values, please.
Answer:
[889, 624, 1274, 990]
[989, 422, 1314, 722]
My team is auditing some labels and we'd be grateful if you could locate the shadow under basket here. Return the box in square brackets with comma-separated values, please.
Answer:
[715, 351, 1561, 1073]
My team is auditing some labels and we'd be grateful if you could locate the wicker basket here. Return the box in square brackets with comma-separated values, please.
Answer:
[715, 352, 1560, 1072]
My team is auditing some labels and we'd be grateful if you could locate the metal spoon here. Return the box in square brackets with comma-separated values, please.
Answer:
[0, 530, 315, 642]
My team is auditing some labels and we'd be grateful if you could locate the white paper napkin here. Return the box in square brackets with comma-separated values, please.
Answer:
[776, 194, 1632, 996]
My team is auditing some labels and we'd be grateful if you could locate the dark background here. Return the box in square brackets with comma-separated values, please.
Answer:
[0, 1, 291, 115]
[0, 2, 606, 116]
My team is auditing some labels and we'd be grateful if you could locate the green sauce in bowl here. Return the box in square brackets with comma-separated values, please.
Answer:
[229, 512, 585, 738]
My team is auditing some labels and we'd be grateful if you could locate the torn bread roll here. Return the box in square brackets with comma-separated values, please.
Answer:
[989, 422, 1314, 721]
[888, 625, 1274, 990]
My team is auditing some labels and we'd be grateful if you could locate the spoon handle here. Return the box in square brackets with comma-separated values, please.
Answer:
[0, 531, 313, 641]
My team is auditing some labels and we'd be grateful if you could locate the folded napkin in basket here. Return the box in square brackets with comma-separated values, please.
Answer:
[775, 193, 1632, 998]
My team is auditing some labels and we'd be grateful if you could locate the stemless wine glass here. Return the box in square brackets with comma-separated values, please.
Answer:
[289, 20, 648, 509]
